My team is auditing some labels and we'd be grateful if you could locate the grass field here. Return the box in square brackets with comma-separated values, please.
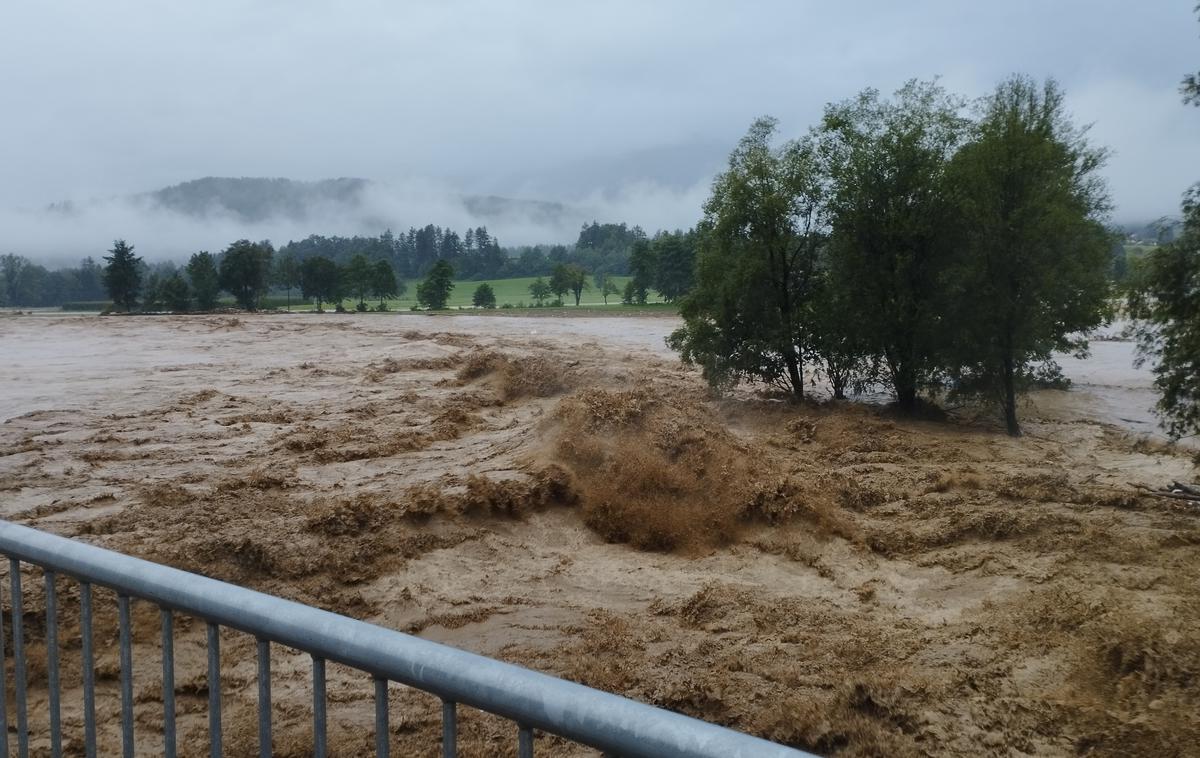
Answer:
[287, 275, 668, 311]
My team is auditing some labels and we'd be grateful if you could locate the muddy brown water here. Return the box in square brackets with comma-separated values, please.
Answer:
[0, 312, 1197, 756]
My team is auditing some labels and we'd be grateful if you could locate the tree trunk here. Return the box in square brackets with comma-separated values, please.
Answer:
[1002, 355, 1020, 436]
[784, 351, 804, 400]
[896, 384, 918, 412]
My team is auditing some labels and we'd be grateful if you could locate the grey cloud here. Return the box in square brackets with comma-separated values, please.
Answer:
[1, 0, 1196, 262]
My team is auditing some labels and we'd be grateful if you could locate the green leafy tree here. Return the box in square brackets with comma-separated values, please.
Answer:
[344, 254, 374, 310]
[594, 272, 620, 304]
[945, 76, 1113, 435]
[653, 231, 697, 302]
[1184, 3, 1199, 106]
[103, 240, 142, 312]
[626, 239, 656, 304]
[564, 264, 589, 306]
[162, 273, 191, 312]
[142, 271, 163, 312]
[668, 118, 827, 397]
[472, 282, 497, 309]
[819, 80, 968, 411]
[548, 264, 571, 305]
[274, 252, 300, 311]
[370, 260, 400, 310]
[1128, 19, 1200, 438]
[299, 255, 341, 311]
[186, 252, 220, 311]
[528, 277, 552, 306]
[1129, 187, 1200, 438]
[417, 259, 455, 309]
[218, 239, 273, 310]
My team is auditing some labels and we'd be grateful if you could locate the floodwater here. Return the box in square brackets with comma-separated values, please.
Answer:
[0, 311, 1177, 441]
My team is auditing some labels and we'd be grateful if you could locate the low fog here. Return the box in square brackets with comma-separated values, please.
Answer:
[2, 179, 710, 265]
[2, 1, 1198, 265]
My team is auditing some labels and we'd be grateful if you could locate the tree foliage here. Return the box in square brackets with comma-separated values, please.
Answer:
[370, 260, 400, 309]
[668, 117, 828, 398]
[186, 252, 220, 311]
[819, 80, 969, 411]
[299, 256, 341, 310]
[472, 282, 497, 309]
[945, 76, 1112, 434]
[416, 259, 455, 309]
[218, 239, 273, 310]
[528, 277, 551, 305]
[103, 240, 142, 312]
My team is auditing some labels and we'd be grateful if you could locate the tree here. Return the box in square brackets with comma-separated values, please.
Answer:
[626, 239, 656, 304]
[274, 252, 300, 311]
[528, 277, 552, 306]
[299, 256, 341, 311]
[1184, 3, 1199, 106]
[548, 264, 572, 305]
[1128, 187, 1200, 438]
[946, 76, 1113, 435]
[564, 264, 589, 306]
[653, 231, 697, 302]
[668, 118, 829, 398]
[1127, 19, 1200, 438]
[162, 273, 191, 312]
[186, 252, 220, 310]
[218, 240, 273, 310]
[370, 260, 400, 310]
[472, 282, 497, 309]
[594, 272, 620, 304]
[819, 80, 968, 411]
[344, 253, 374, 311]
[417, 259, 455, 309]
[103, 240, 142, 311]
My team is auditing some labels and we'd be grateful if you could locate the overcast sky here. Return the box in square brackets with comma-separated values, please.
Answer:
[1, 0, 1197, 256]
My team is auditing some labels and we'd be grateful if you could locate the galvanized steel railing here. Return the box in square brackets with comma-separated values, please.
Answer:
[0, 521, 813, 758]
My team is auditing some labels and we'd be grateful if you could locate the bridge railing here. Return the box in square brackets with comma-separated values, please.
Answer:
[0, 520, 813, 758]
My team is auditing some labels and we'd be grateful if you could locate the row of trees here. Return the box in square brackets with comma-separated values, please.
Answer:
[0, 254, 108, 307]
[670, 76, 1113, 436]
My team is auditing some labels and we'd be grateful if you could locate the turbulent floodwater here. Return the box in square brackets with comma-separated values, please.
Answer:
[0, 312, 1174, 441]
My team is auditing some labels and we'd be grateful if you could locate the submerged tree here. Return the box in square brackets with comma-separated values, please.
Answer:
[103, 239, 142, 311]
[1129, 188, 1200, 438]
[946, 76, 1113, 435]
[819, 80, 968, 410]
[668, 117, 827, 398]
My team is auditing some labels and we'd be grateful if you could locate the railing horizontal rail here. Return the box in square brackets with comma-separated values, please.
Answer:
[0, 521, 813, 758]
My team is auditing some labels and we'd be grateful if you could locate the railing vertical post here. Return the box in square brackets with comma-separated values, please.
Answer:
[256, 639, 271, 758]
[161, 609, 176, 758]
[0, 571, 8, 758]
[207, 622, 222, 758]
[9, 560, 29, 758]
[518, 724, 534, 758]
[441, 699, 457, 758]
[312, 656, 327, 758]
[44, 571, 62, 758]
[374, 677, 389, 758]
[79, 582, 96, 758]
[118, 594, 134, 758]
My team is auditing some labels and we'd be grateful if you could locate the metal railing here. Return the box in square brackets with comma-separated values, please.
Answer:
[0, 521, 814, 757]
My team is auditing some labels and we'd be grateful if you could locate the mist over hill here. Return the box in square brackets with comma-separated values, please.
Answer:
[4, 176, 705, 265]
